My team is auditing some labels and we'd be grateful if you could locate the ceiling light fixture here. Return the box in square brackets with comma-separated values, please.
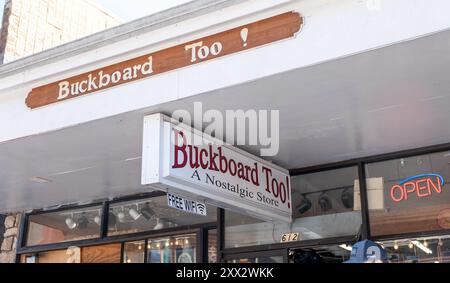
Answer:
[129, 206, 141, 221]
[394, 241, 399, 250]
[77, 214, 89, 229]
[117, 210, 126, 223]
[412, 241, 432, 254]
[319, 193, 332, 212]
[65, 214, 77, 230]
[94, 215, 102, 226]
[341, 188, 353, 209]
[154, 218, 164, 230]
[140, 203, 155, 221]
[297, 195, 312, 214]
[109, 212, 117, 227]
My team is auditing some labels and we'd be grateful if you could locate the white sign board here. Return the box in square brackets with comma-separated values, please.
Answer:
[167, 193, 208, 216]
[142, 114, 292, 222]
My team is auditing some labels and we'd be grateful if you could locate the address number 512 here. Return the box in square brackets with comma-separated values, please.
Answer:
[281, 233, 300, 243]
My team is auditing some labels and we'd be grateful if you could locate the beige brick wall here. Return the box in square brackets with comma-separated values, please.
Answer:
[0, 0, 121, 64]
[0, 214, 20, 263]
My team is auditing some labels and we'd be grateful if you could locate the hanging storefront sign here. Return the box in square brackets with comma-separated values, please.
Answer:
[390, 173, 445, 203]
[25, 12, 303, 109]
[167, 193, 208, 216]
[141, 114, 292, 222]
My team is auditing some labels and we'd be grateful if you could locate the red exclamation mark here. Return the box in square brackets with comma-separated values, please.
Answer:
[286, 175, 291, 209]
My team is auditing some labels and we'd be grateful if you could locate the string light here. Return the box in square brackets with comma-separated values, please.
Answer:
[408, 241, 414, 249]
[423, 240, 428, 247]
[394, 241, 399, 250]
[185, 239, 189, 245]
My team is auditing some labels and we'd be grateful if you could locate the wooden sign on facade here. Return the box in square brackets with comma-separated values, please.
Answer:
[26, 12, 303, 109]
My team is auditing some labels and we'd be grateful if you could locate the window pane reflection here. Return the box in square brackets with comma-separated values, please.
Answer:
[366, 152, 450, 236]
[225, 167, 362, 248]
[26, 206, 102, 246]
[147, 234, 197, 263]
[379, 236, 450, 263]
[123, 241, 145, 263]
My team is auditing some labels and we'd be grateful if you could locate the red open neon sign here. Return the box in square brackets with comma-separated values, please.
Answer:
[390, 174, 445, 202]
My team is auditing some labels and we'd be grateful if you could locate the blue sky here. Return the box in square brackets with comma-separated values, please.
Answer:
[0, 0, 192, 23]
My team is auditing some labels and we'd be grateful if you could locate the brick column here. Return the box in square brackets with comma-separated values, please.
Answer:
[0, 214, 21, 263]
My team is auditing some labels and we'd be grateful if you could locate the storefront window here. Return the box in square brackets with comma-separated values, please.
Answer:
[366, 151, 450, 236]
[225, 167, 362, 248]
[123, 241, 145, 263]
[379, 235, 450, 263]
[147, 234, 197, 263]
[26, 205, 103, 246]
[107, 195, 217, 236]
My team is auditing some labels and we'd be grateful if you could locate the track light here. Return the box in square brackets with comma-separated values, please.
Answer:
[65, 216, 77, 230]
[77, 214, 89, 229]
[394, 241, 399, 250]
[129, 207, 141, 221]
[297, 196, 312, 214]
[140, 203, 155, 220]
[154, 218, 164, 230]
[117, 211, 126, 223]
[341, 188, 353, 209]
[109, 212, 117, 226]
[319, 193, 332, 212]
[94, 215, 102, 226]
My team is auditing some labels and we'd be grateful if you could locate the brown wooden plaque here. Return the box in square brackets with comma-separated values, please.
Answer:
[26, 12, 303, 109]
